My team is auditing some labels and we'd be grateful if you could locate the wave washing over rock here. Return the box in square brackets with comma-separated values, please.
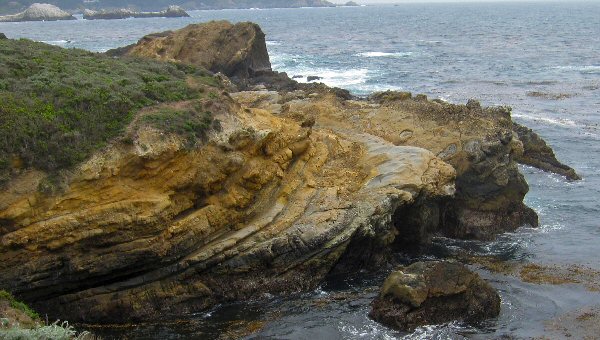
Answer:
[0, 3, 75, 22]
[0, 21, 579, 327]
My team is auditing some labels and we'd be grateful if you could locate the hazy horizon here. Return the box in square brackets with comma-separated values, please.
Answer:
[331, 0, 599, 3]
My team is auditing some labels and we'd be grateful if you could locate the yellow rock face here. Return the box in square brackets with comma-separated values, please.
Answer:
[0, 89, 456, 323]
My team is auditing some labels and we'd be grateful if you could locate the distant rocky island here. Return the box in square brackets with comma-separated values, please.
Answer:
[0, 3, 75, 22]
[83, 5, 189, 20]
[0, 0, 335, 15]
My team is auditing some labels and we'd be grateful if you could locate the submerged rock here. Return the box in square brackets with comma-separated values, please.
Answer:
[369, 261, 500, 331]
[307, 75, 322, 82]
[83, 6, 190, 20]
[0, 3, 76, 22]
[108, 21, 271, 81]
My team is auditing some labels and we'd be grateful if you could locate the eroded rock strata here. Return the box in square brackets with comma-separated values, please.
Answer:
[0, 22, 577, 323]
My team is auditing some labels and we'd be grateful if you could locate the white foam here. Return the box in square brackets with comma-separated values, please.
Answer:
[512, 113, 578, 127]
[41, 39, 71, 46]
[553, 65, 600, 74]
[292, 68, 369, 87]
[265, 40, 281, 46]
[356, 51, 412, 58]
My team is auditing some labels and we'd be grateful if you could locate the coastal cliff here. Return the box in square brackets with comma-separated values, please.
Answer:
[0, 22, 578, 324]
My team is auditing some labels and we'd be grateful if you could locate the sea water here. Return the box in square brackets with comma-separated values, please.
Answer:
[1, 2, 599, 338]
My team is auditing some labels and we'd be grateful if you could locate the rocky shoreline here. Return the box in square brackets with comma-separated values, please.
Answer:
[0, 3, 75, 22]
[0, 21, 580, 330]
[83, 6, 189, 20]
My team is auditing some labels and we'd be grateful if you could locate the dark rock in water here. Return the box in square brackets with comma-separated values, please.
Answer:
[83, 6, 190, 20]
[345, 1, 360, 6]
[0, 33, 6, 39]
[513, 123, 581, 180]
[292, 75, 304, 79]
[369, 261, 500, 331]
[307, 76, 322, 82]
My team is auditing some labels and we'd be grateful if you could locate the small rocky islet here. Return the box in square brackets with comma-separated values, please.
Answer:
[0, 20, 580, 335]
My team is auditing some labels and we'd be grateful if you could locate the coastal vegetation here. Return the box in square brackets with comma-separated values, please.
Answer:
[0, 38, 221, 185]
[0, 290, 91, 339]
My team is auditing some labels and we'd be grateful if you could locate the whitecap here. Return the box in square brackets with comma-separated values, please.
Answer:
[265, 40, 281, 46]
[553, 65, 600, 74]
[292, 68, 369, 87]
[356, 51, 413, 58]
[40, 40, 71, 46]
[511, 113, 579, 127]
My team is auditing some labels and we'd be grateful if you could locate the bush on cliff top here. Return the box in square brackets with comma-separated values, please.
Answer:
[0, 38, 220, 184]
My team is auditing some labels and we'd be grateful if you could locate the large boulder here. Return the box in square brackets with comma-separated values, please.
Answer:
[0, 3, 76, 22]
[369, 261, 501, 331]
[109, 21, 272, 80]
[0, 33, 6, 40]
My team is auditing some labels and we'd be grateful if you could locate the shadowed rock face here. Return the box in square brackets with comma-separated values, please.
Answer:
[0, 22, 577, 324]
[0, 3, 75, 22]
[369, 261, 501, 331]
[109, 21, 272, 81]
[0, 33, 6, 39]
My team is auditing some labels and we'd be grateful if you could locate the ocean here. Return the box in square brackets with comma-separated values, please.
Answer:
[1, 2, 599, 338]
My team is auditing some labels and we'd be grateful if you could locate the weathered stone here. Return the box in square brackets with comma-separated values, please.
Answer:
[369, 261, 501, 331]
[513, 122, 580, 180]
[0, 22, 578, 325]
[109, 21, 271, 80]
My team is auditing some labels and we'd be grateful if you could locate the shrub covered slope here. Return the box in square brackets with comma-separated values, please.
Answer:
[0, 38, 220, 184]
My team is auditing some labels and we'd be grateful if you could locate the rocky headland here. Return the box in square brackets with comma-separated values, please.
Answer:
[0, 21, 579, 327]
[0, 3, 75, 22]
[83, 6, 189, 20]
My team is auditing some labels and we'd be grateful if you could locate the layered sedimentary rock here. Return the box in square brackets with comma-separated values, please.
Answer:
[369, 261, 500, 331]
[83, 6, 189, 20]
[108, 21, 272, 80]
[0, 90, 454, 323]
[0, 3, 75, 22]
[0, 22, 577, 324]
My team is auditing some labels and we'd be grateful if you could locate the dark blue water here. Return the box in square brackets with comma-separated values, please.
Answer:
[2, 2, 600, 338]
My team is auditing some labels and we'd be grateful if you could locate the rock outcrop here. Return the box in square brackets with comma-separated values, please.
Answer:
[0, 91, 455, 323]
[0, 33, 6, 39]
[513, 122, 580, 180]
[0, 22, 577, 324]
[0, 3, 75, 22]
[108, 21, 272, 81]
[83, 6, 189, 20]
[369, 261, 500, 331]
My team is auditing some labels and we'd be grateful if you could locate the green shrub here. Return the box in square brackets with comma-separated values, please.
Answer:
[143, 106, 220, 146]
[0, 38, 221, 184]
[0, 290, 39, 320]
[0, 321, 92, 340]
